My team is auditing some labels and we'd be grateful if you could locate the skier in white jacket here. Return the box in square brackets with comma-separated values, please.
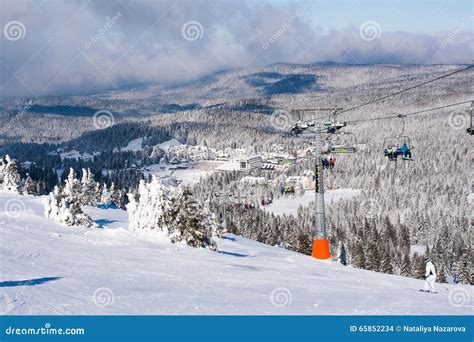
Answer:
[423, 257, 437, 293]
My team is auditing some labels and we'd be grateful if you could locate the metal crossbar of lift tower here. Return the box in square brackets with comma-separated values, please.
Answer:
[291, 107, 343, 111]
[290, 107, 343, 114]
[289, 107, 344, 123]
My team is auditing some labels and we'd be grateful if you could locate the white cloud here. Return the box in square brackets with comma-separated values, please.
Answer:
[0, 0, 472, 97]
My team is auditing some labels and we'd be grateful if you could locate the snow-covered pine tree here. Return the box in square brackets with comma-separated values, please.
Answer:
[0, 156, 6, 186]
[412, 253, 425, 279]
[350, 240, 365, 269]
[455, 249, 472, 285]
[61, 195, 93, 227]
[110, 183, 122, 208]
[36, 181, 44, 196]
[168, 187, 217, 250]
[23, 173, 37, 195]
[3, 155, 21, 193]
[338, 241, 347, 265]
[127, 177, 217, 249]
[127, 177, 171, 231]
[63, 168, 82, 204]
[100, 183, 113, 207]
[94, 182, 102, 204]
[381, 216, 397, 248]
[365, 242, 380, 271]
[44, 186, 63, 220]
[294, 231, 312, 255]
[202, 200, 224, 239]
[380, 246, 393, 274]
[398, 225, 410, 254]
[120, 189, 127, 209]
[436, 263, 448, 283]
[44, 169, 93, 228]
[400, 253, 411, 277]
[81, 168, 97, 206]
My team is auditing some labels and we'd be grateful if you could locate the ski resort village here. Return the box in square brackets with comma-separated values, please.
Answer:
[0, 0, 473, 321]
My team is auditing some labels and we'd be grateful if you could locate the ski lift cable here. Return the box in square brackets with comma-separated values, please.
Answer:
[345, 100, 474, 124]
[337, 64, 474, 116]
[287, 64, 474, 126]
[204, 65, 473, 121]
[289, 100, 472, 155]
[289, 100, 472, 134]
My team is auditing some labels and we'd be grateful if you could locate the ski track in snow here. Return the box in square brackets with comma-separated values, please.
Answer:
[0, 191, 472, 315]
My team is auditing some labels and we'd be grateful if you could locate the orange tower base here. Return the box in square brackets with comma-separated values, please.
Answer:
[312, 239, 331, 260]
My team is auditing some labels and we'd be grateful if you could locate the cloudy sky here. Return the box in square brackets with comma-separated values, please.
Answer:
[0, 0, 472, 97]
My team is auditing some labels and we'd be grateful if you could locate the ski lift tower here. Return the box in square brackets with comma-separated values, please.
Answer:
[290, 107, 343, 260]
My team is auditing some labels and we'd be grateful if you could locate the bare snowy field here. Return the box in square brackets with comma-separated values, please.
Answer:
[143, 161, 226, 185]
[0, 191, 472, 315]
[266, 189, 361, 216]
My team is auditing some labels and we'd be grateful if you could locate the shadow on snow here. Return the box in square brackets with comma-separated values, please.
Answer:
[0, 277, 62, 287]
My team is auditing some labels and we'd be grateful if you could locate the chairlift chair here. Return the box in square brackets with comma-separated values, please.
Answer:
[382, 115, 414, 161]
[324, 108, 347, 133]
[382, 137, 399, 161]
[327, 131, 357, 153]
[324, 120, 347, 134]
[397, 136, 414, 160]
[289, 123, 304, 135]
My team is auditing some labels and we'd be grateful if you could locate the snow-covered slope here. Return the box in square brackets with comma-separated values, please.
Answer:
[0, 192, 471, 315]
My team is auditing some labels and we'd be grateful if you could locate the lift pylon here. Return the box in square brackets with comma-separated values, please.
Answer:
[312, 122, 331, 260]
[289, 107, 342, 260]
